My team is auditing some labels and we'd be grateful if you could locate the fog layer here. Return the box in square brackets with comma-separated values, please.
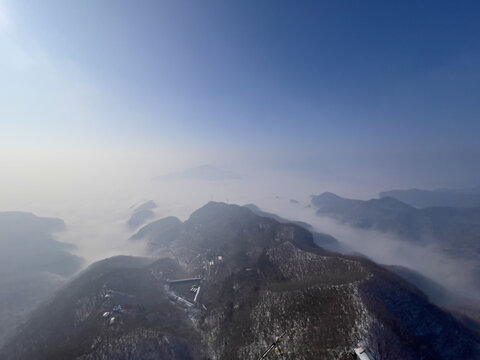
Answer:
[1, 145, 478, 302]
[253, 198, 480, 301]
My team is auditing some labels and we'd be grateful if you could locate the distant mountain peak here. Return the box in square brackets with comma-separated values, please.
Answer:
[313, 192, 411, 209]
[315, 191, 343, 199]
[133, 200, 156, 212]
[380, 188, 480, 208]
[127, 200, 157, 230]
[187, 201, 254, 224]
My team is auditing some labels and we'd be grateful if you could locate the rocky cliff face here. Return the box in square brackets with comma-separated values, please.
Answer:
[2, 203, 479, 359]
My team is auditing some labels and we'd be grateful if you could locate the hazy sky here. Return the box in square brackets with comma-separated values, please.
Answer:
[1, 0, 480, 202]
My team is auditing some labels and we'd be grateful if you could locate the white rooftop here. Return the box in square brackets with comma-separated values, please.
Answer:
[355, 347, 375, 360]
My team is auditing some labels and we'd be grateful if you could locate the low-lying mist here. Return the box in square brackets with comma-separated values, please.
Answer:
[1, 146, 477, 304]
[0, 146, 375, 268]
[253, 198, 480, 302]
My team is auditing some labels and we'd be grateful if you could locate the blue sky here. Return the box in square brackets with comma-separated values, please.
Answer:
[1, 0, 479, 190]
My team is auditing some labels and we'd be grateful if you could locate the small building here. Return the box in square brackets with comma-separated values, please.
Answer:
[193, 286, 201, 303]
[354, 347, 375, 360]
[167, 277, 202, 284]
[174, 295, 194, 308]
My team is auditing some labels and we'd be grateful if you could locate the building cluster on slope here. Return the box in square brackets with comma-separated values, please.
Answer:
[96, 248, 376, 359]
[165, 277, 202, 308]
[100, 289, 124, 326]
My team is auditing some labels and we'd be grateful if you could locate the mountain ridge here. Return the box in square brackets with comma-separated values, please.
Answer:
[380, 188, 480, 208]
[2, 202, 479, 359]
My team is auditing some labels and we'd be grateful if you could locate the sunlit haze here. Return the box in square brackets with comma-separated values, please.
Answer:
[1, 2, 480, 359]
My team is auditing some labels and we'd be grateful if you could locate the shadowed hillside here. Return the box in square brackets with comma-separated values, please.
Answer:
[2, 203, 479, 359]
[0, 212, 84, 347]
